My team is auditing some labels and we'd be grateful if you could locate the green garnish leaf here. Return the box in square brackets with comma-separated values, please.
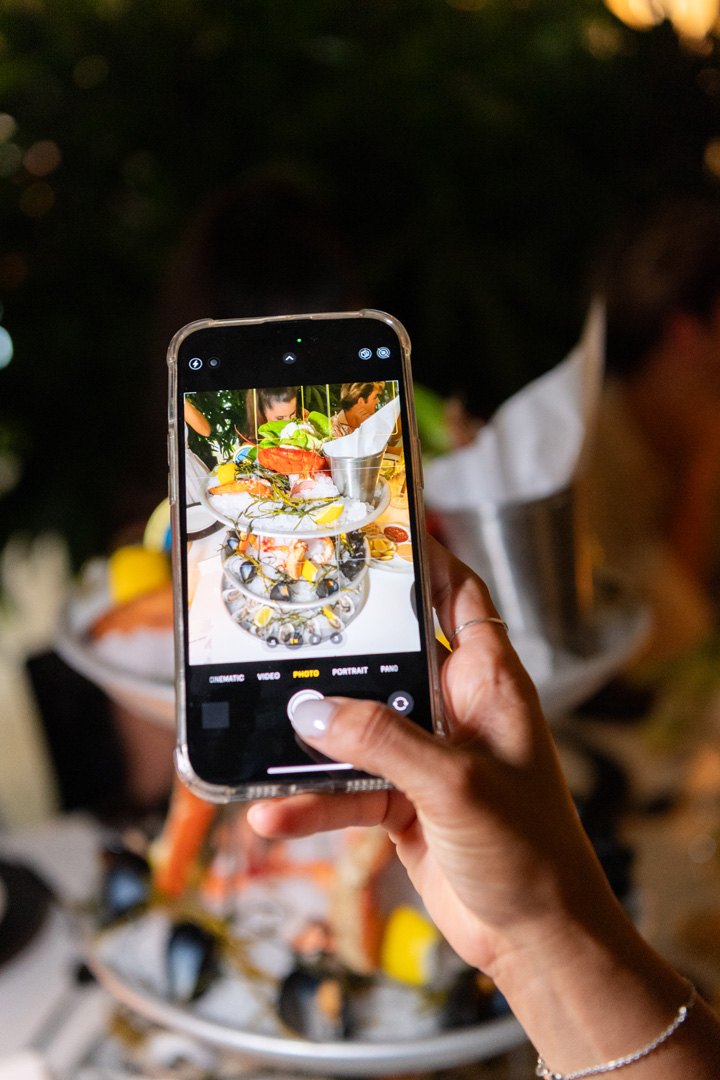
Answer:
[257, 420, 287, 440]
[308, 411, 332, 438]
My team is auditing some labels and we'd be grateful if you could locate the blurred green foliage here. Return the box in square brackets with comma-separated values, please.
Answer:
[186, 390, 248, 467]
[0, 0, 719, 564]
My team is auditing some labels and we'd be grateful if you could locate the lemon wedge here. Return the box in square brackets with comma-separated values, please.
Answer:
[108, 545, 171, 606]
[380, 905, 441, 986]
[313, 501, 344, 525]
[254, 606, 273, 628]
[301, 560, 318, 583]
[216, 461, 236, 485]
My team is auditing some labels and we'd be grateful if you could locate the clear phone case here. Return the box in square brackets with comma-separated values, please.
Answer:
[168, 310, 444, 801]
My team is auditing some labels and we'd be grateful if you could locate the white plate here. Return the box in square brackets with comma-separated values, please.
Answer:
[203, 479, 390, 537]
[56, 607, 175, 729]
[86, 925, 525, 1075]
[370, 552, 413, 574]
[187, 502, 220, 537]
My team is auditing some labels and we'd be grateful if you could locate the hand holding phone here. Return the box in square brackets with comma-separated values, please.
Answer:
[168, 310, 442, 800]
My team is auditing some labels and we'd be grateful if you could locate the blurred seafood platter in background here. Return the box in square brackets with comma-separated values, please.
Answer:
[88, 779, 514, 1057]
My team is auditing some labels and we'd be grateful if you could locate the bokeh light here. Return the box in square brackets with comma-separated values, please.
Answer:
[582, 17, 627, 58]
[23, 140, 61, 178]
[606, 0, 720, 38]
[703, 135, 720, 175]
[605, 0, 663, 29]
[0, 326, 14, 370]
[665, 0, 720, 38]
[0, 113, 17, 143]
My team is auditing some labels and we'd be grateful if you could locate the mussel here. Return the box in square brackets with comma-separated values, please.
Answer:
[99, 844, 151, 924]
[166, 920, 220, 1003]
[270, 582, 292, 602]
[315, 578, 338, 598]
[339, 558, 364, 582]
[344, 530, 366, 557]
[278, 967, 351, 1041]
[239, 561, 258, 584]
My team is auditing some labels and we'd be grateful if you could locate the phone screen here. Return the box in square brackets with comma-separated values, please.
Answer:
[169, 312, 440, 800]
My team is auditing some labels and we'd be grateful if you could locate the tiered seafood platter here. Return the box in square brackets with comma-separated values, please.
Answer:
[193, 404, 397, 654]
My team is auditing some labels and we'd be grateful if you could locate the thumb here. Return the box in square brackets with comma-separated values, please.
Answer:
[290, 695, 451, 801]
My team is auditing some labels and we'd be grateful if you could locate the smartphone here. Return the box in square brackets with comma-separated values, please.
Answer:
[168, 310, 443, 801]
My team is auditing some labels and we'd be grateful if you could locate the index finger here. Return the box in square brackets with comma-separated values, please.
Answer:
[247, 783, 416, 840]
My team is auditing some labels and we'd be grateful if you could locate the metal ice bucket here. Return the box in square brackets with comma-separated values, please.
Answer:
[438, 485, 594, 651]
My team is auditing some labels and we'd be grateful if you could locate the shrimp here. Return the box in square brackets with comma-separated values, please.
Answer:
[259, 536, 307, 579]
[285, 539, 309, 579]
[307, 536, 335, 566]
[208, 476, 272, 497]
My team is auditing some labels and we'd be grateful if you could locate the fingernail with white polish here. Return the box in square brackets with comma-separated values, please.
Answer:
[289, 698, 337, 740]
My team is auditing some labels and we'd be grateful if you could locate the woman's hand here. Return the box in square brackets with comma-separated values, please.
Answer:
[249, 538, 720, 1078]
[248, 537, 611, 979]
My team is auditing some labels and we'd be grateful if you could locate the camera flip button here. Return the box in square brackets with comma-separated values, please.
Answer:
[388, 690, 414, 715]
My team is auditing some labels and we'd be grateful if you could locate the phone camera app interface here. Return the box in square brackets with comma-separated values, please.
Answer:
[182, 380, 419, 667]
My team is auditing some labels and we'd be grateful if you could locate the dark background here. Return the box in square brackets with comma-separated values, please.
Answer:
[1, 0, 720, 566]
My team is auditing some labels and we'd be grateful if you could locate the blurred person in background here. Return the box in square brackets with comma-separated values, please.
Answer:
[587, 196, 720, 667]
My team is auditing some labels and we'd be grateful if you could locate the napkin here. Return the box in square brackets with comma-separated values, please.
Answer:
[0, 1052, 51, 1080]
[324, 396, 401, 459]
[424, 300, 605, 508]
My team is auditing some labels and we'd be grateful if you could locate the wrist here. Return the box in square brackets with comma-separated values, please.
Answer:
[535, 983, 696, 1080]
[490, 893, 701, 1078]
